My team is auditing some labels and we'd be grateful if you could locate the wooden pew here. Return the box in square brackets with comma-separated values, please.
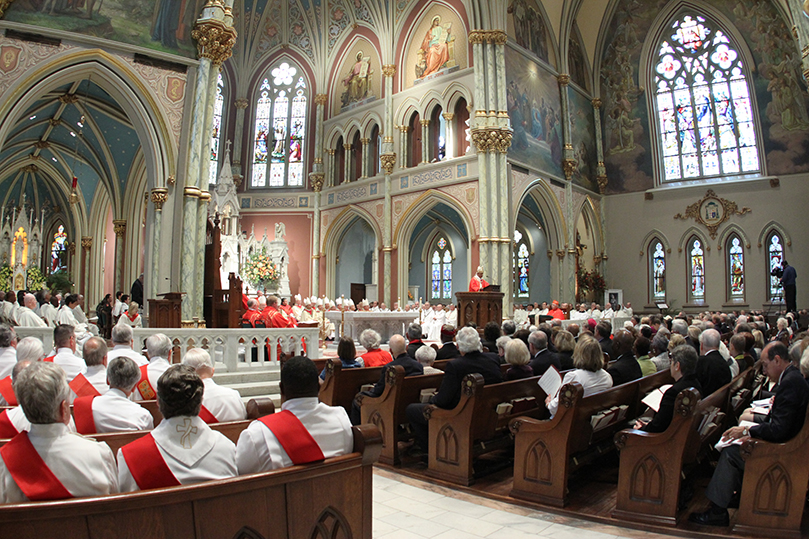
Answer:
[509, 369, 673, 507]
[0, 424, 382, 539]
[319, 360, 385, 412]
[358, 365, 444, 465]
[424, 374, 549, 486]
[734, 404, 809, 538]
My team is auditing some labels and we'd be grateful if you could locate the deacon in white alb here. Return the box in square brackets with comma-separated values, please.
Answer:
[0, 326, 16, 379]
[83, 356, 153, 433]
[51, 325, 87, 383]
[132, 333, 173, 401]
[426, 303, 447, 341]
[16, 294, 46, 327]
[182, 348, 246, 423]
[107, 323, 148, 367]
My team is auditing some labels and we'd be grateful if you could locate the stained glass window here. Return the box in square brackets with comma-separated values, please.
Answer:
[767, 233, 783, 300]
[689, 238, 705, 301]
[209, 73, 224, 186]
[512, 230, 530, 299]
[728, 235, 744, 299]
[51, 225, 67, 273]
[654, 14, 759, 181]
[251, 62, 307, 188]
[651, 241, 666, 301]
[430, 237, 452, 300]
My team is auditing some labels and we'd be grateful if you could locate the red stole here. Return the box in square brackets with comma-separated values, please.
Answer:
[69, 374, 101, 398]
[120, 434, 181, 490]
[136, 365, 156, 400]
[0, 432, 73, 500]
[43, 356, 55, 363]
[0, 376, 17, 406]
[0, 410, 19, 438]
[72, 396, 97, 435]
[258, 410, 325, 465]
[198, 405, 217, 424]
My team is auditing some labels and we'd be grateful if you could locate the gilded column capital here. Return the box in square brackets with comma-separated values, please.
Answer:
[343, 143, 352, 151]
[382, 64, 396, 77]
[442, 112, 454, 121]
[468, 30, 507, 44]
[184, 186, 202, 198]
[151, 188, 169, 210]
[489, 30, 507, 45]
[470, 127, 512, 153]
[315, 94, 328, 106]
[326, 149, 336, 156]
[113, 220, 127, 238]
[562, 158, 577, 180]
[380, 152, 396, 175]
[314, 157, 323, 164]
[360, 137, 370, 145]
[81, 237, 93, 250]
[199, 191, 212, 202]
[420, 119, 430, 127]
[309, 172, 325, 192]
[383, 136, 394, 143]
[468, 31, 485, 44]
[597, 174, 608, 194]
[591, 98, 602, 109]
[68, 242, 76, 255]
[557, 73, 570, 86]
[191, 19, 237, 66]
[234, 98, 249, 109]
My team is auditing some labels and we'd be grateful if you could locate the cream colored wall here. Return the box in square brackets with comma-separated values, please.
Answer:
[603, 175, 806, 313]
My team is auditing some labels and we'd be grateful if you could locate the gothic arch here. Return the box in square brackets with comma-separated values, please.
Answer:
[395, 98, 422, 127]
[576, 196, 604, 255]
[417, 225, 460, 266]
[443, 82, 472, 112]
[513, 178, 566, 252]
[639, 229, 671, 256]
[678, 226, 710, 255]
[716, 223, 751, 251]
[322, 205, 381, 299]
[757, 221, 792, 249]
[359, 111, 384, 138]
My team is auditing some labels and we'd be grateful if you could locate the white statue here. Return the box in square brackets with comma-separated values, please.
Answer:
[275, 222, 286, 241]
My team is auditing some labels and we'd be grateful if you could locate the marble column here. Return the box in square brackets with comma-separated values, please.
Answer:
[113, 220, 126, 294]
[420, 119, 430, 164]
[310, 175, 324, 297]
[592, 98, 608, 194]
[195, 191, 210, 324]
[399, 126, 410, 168]
[180, 187, 200, 321]
[360, 137, 370, 179]
[150, 188, 168, 300]
[81, 237, 92, 299]
[313, 94, 327, 177]
[564, 181, 576, 302]
[325, 149, 335, 187]
[381, 65, 396, 305]
[443, 112, 454, 159]
[557, 74, 577, 181]
[343, 143, 352, 183]
[231, 98, 249, 177]
[199, 66, 222, 189]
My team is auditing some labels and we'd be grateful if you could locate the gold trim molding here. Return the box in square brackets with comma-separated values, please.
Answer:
[674, 189, 751, 239]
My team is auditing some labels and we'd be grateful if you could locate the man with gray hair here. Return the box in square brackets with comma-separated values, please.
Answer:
[72, 357, 153, 434]
[415, 345, 442, 375]
[0, 362, 118, 502]
[183, 348, 246, 423]
[132, 333, 172, 400]
[697, 328, 732, 397]
[406, 323, 425, 359]
[528, 330, 560, 376]
[15, 336, 44, 363]
[51, 324, 86, 383]
[107, 323, 148, 367]
[406, 326, 502, 454]
[74, 337, 110, 397]
[0, 325, 16, 380]
[16, 294, 46, 327]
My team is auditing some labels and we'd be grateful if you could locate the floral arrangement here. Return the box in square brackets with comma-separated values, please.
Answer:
[242, 249, 279, 291]
[27, 266, 46, 290]
[0, 265, 11, 291]
[576, 268, 607, 301]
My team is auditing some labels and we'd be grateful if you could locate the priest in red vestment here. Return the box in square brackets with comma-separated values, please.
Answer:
[469, 266, 489, 292]
[547, 300, 565, 320]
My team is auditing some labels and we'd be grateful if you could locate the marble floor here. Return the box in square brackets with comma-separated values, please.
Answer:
[372, 469, 681, 539]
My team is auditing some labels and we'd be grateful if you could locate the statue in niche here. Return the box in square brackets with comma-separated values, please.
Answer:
[341, 51, 374, 107]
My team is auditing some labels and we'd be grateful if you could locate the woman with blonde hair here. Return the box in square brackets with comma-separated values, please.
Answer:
[545, 335, 612, 417]
[118, 301, 142, 328]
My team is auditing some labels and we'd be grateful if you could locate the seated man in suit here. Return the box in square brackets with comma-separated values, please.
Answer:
[183, 348, 247, 423]
[528, 330, 560, 375]
[635, 344, 702, 433]
[406, 323, 425, 359]
[236, 356, 353, 474]
[607, 329, 643, 386]
[118, 365, 237, 491]
[349, 334, 423, 425]
[405, 327, 503, 454]
[696, 329, 732, 397]
[0, 362, 118, 502]
[595, 321, 613, 359]
[435, 325, 461, 360]
[690, 342, 809, 526]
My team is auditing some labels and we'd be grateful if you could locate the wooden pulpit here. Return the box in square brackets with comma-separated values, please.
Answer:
[456, 286, 504, 328]
[148, 292, 184, 328]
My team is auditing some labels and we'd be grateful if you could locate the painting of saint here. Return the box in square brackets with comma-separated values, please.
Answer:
[341, 51, 374, 107]
[416, 16, 454, 79]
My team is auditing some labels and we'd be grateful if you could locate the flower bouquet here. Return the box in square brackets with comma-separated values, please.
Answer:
[243, 249, 279, 291]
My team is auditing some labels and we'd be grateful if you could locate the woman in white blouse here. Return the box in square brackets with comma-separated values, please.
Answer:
[546, 334, 612, 417]
[118, 301, 142, 328]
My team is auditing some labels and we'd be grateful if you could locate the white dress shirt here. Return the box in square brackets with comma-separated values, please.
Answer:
[202, 378, 247, 422]
[52, 347, 87, 382]
[107, 345, 148, 367]
[112, 299, 124, 318]
[0, 422, 118, 502]
[236, 397, 353, 475]
[1, 406, 76, 434]
[132, 357, 171, 401]
[16, 306, 46, 327]
[0, 347, 16, 379]
[547, 368, 613, 417]
[84, 364, 110, 395]
[117, 415, 237, 491]
[90, 388, 154, 433]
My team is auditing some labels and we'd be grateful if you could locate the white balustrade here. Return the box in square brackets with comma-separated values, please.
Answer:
[325, 311, 417, 343]
[560, 317, 631, 334]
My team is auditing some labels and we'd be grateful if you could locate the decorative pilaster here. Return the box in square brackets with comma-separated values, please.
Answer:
[311, 175, 324, 296]
[180, 186, 201, 321]
[113, 220, 127, 293]
[556, 73, 576, 181]
[232, 98, 249, 175]
[325, 149, 336, 187]
[81, 237, 92, 300]
[591, 98, 608, 193]
[442, 112, 455, 159]
[343, 143, 352, 183]
[420, 119, 430, 164]
[398, 126, 410, 168]
[360, 137, 371, 179]
[150, 188, 168, 297]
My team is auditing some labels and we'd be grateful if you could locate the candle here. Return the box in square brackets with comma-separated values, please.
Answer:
[71, 176, 77, 189]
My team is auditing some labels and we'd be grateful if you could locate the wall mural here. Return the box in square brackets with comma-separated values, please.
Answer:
[3, 0, 200, 58]
[599, 0, 809, 194]
[505, 45, 563, 179]
[404, 5, 466, 89]
[507, 0, 554, 68]
[333, 39, 381, 115]
[568, 22, 589, 92]
[568, 86, 598, 192]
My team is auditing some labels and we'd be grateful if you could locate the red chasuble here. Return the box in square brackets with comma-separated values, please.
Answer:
[469, 276, 489, 292]
[258, 410, 325, 465]
[120, 434, 181, 490]
[69, 374, 101, 398]
[72, 396, 97, 435]
[0, 432, 73, 500]
[0, 376, 17, 406]
[0, 410, 19, 438]
[198, 405, 217, 424]
[136, 365, 157, 400]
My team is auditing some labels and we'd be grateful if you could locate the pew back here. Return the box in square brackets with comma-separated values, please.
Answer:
[319, 360, 385, 412]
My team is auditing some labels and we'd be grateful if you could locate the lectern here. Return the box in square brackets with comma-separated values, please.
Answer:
[456, 286, 504, 328]
[148, 292, 184, 328]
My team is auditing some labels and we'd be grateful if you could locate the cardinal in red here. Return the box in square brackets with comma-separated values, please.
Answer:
[469, 266, 489, 292]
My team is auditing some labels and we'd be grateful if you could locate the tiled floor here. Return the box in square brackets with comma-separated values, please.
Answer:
[372, 469, 681, 539]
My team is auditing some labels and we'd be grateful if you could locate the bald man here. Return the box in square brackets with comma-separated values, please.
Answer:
[16, 294, 46, 327]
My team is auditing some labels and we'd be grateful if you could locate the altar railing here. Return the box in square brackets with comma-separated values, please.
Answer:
[15, 327, 321, 372]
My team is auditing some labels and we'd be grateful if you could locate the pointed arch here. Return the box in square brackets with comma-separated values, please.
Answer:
[725, 230, 746, 302]
[716, 223, 751, 251]
[395, 97, 423, 127]
[513, 177, 566, 252]
[678, 226, 710, 254]
[639, 229, 671, 256]
[757, 221, 791, 249]
[576, 196, 604, 255]
[322, 205, 381, 299]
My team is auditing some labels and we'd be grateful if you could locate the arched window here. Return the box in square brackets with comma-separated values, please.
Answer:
[334, 136, 345, 185]
[727, 234, 744, 300]
[408, 112, 421, 167]
[351, 131, 361, 181]
[654, 14, 759, 181]
[766, 232, 784, 301]
[454, 98, 470, 157]
[688, 237, 705, 302]
[209, 72, 225, 186]
[429, 236, 452, 301]
[649, 240, 666, 303]
[513, 230, 530, 298]
[370, 124, 380, 177]
[51, 224, 67, 273]
[251, 62, 307, 188]
[429, 107, 446, 162]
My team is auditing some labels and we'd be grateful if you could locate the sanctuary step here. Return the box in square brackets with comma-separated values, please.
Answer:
[213, 365, 281, 405]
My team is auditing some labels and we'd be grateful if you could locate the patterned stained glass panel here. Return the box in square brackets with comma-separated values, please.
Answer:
[431, 251, 440, 299]
[729, 236, 744, 298]
[768, 234, 783, 299]
[209, 73, 224, 186]
[652, 241, 666, 300]
[51, 224, 67, 274]
[251, 78, 272, 187]
[442, 249, 452, 299]
[690, 239, 705, 300]
[517, 243, 530, 297]
[438, 237, 447, 249]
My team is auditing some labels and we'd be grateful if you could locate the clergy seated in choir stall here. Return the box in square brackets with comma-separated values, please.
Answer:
[236, 356, 353, 475]
[547, 300, 565, 320]
[264, 295, 297, 328]
[0, 362, 118, 503]
[242, 299, 263, 327]
[73, 356, 153, 435]
[117, 302, 142, 328]
[468, 266, 489, 292]
[359, 329, 393, 368]
[57, 294, 96, 344]
[41, 296, 59, 327]
[16, 294, 46, 328]
[132, 333, 173, 401]
[107, 324, 148, 367]
[183, 348, 247, 423]
[118, 365, 237, 492]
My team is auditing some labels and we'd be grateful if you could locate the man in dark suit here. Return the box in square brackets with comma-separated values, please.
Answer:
[528, 330, 560, 376]
[636, 344, 702, 433]
[596, 321, 613, 359]
[606, 329, 642, 386]
[696, 329, 732, 397]
[405, 327, 503, 452]
[690, 342, 809, 526]
[406, 323, 425, 359]
[349, 334, 422, 425]
[435, 325, 461, 360]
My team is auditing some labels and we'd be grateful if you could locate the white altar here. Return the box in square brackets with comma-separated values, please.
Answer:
[0, 194, 45, 290]
[326, 311, 418, 343]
